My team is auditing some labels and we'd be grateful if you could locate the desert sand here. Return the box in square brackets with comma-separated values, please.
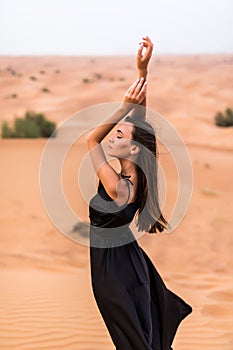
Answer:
[0, 55, 233, 349]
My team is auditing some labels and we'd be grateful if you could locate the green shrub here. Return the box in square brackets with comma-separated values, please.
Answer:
[1, 121, 14, 138]
[14, 118, 40, 138]
[25, 110, 45, 126]
[41, 120, 56, 137]
[24, 110, 56, 137]
[1, 111, 57, 138]
[215, 107, 233, 127]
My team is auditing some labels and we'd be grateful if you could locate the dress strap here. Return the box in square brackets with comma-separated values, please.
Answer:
[120, 174, 133, 185]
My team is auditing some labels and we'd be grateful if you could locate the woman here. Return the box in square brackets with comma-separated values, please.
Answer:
[87, 36, 192, 350]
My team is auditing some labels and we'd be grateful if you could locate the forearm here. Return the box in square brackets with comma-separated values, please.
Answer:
[129, 69, 147, 120]
[130, 35, 153, 120]
[138, 69, 147, 109]
[86, 104, 132, 144]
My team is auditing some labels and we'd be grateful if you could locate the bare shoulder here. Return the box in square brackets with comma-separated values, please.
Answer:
[111, 179, 130, 207]
[114, 178, 137, 207]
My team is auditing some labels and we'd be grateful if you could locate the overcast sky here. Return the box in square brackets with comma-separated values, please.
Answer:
[0, 0, 232, 55]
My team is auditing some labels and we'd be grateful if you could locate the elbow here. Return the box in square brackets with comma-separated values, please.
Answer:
[86, 133, 93, 149]
[86, 132, 99, 148]
[86, 132, 92, 144]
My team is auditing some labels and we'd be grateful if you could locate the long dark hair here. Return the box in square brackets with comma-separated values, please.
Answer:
[125, 116, 170, 234]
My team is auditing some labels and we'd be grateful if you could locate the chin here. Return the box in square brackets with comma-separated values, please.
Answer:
[107, 149, 113, 156]
[108, 151, 117, 158]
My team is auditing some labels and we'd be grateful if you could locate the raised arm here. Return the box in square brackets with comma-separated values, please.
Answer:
[86, 79, 147, 201]
[129, 36, 153, 121]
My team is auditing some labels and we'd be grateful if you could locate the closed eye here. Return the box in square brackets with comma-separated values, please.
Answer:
[116, 129, 124, 139]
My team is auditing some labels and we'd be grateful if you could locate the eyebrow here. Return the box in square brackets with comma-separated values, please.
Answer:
[116, 129, 124, 135]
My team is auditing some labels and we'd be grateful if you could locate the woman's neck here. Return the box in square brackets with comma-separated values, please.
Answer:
[119, 159, 137, 177]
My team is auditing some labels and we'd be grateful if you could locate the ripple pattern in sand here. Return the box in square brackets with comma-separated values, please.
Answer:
[0, 268, 113, 350]
[1, 269, 233, 350]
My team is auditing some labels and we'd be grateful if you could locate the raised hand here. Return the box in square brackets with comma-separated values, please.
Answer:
[123, 78, 147, 106]
[136, 36, 154, 72]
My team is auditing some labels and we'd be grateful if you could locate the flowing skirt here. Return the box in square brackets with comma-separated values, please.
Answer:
[90, 238, 192, 350]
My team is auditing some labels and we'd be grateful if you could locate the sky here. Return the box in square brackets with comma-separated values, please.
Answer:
[0, 0, 232, 55]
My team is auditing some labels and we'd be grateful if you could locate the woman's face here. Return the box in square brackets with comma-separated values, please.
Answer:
[107, 122, 134, 159]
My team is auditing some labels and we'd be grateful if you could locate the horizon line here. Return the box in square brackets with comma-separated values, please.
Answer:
[1, 52, 233, 58]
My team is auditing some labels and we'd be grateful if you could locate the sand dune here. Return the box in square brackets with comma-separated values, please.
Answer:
[0, 55, 233, 349]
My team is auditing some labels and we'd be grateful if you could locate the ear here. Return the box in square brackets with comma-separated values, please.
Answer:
[130, 145, 141, 155]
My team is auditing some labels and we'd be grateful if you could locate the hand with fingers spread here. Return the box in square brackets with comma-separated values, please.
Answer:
[136, 35, 154, 73]
[123, 77, 147, 106]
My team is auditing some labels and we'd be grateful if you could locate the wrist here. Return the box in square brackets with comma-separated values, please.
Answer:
[120, 101, 136, 113]
[138, 69, 148, 78]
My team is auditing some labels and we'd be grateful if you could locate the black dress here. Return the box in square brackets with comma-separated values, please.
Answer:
[89, 178, 192, 350]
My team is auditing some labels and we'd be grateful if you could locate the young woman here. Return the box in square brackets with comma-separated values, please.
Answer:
[87, 36, 192, 350]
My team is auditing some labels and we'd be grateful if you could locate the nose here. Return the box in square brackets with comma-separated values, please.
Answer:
[108, 136, 113, 143]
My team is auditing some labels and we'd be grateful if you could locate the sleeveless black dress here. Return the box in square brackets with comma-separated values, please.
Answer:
[89, 178, 192, 350]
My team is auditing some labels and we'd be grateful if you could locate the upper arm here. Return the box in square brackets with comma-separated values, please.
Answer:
[86, 137, 128, 202]
[97, 163, 129, 204]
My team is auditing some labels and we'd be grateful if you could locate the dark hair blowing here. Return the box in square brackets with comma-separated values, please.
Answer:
[125, 116, 170, 234]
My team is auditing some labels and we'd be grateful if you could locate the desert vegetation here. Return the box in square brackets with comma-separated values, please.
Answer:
[215, 107, 233, 127]
[1, 110, 56, 138]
